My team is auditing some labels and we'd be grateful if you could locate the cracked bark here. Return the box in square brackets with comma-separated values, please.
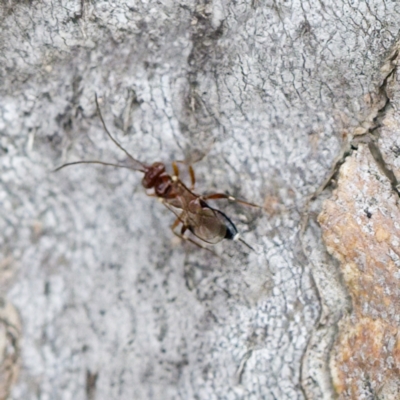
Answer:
[1, 1, 400, 399]
[318, 44, 400, 399]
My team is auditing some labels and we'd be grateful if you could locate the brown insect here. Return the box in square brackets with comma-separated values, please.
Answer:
[55, 95, 257, 252]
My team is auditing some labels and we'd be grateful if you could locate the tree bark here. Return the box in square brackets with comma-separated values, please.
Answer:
[0, 1, 399, 399]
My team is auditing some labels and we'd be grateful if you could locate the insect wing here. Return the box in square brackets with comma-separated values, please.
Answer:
[187, 205, 228, 244]
[161, 193, 240, 246]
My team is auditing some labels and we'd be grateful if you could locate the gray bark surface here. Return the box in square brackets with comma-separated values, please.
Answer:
[0, 1, 399, 399]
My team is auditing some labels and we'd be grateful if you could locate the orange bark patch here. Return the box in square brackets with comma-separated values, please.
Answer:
[319, 145, 400, 398]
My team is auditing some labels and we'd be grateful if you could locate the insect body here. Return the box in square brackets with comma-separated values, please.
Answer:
[55, 95, 256, 251]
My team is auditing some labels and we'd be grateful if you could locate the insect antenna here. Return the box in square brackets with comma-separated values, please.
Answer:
[94, 93, 147, 173]
[54, 160, 142, 172]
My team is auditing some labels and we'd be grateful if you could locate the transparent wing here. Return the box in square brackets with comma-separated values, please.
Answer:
[187, 206, 228, 244]
[162, 200, 228, 244]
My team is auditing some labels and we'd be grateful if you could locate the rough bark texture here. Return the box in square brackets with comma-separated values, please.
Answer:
[319, 46, 400, 399]
[0, 1, 399, 399]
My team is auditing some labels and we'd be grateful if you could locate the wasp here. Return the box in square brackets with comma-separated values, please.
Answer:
[55, 95, 257, 252]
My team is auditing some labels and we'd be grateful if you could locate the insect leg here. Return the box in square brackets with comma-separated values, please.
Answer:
[181, 230, 219, 256]
[202, 193, 260, 208]
[173, 161, 196, 190]
[171, 216, 181, 230]
[172, 161, 180, 180]
[170, 219, 218, 256]
[188, 165, 195, 190]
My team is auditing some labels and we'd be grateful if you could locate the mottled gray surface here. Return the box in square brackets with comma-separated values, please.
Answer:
[0, 1, 398, 399]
